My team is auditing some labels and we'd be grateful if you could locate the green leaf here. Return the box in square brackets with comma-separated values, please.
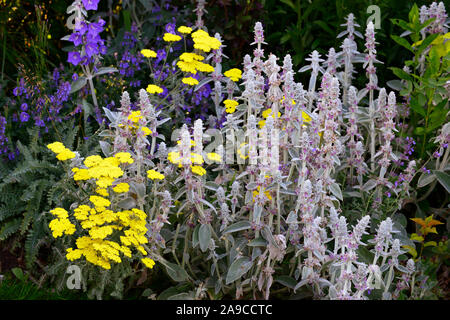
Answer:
[225, 257, 252, 285]
[409, 96, 426, 117]
[11, 267, 25, 281]
[416, 33, 439, 55]
[424, 241, 437, 247]
[390, 18, 414, 32]
[417, 172, 436, 188]
[403, 245, 417, 259]
[164, 262, 189, 282]
[222, 221, 251, 234]
[433, 170, 450, 193]
[274, 275, 297, 289]
[411, 233, 424, 242]
[391, 35, 413, 52]
[192, 224, 200, 248]
[414, 126, 425, 135]
[356, 246, 374, 264]
[70, 76, 87, 94]
[390, 67, 412, 81]
[279, 0, 296, 10]
[428, 46, 441, 75]
[314, 21, 334, 36]
[122, 9, 131, 32]
[94, 67, 118, 77]
[199, 224, 211, 253]
[409, 4, 420, 26]
[247, 237, 267, 247]
[329, 182, 343, 201]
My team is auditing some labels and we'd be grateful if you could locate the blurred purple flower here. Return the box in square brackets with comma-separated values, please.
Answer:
[68, 51, 82, 65]
[82, 0, 100, 11]
[20, 112, 29, 122]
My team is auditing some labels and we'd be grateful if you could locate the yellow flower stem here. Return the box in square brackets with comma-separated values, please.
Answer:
[157, 44, 172, 82]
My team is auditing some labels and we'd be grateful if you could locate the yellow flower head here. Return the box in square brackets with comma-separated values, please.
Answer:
[191, 165, 206, 176]
[182, 77, 199, 86]
[141, 49, 157, 58]
[89, 195, 111, 208]
[146, 84, 164, 94]
[114, 152, 134, 164]
[147, 169, 165, 180]
[168, 151, 181, 164]
[47, 142, 66, 154]
[141, 257, 156, 269]
[50, 208, 69, 219]
[84, 155, 103, 168]
[224, 99, 238, 114]
[177, 26, 192, 34]
[179, 52, 204, 62]
[113, 182, 130, 193]
[191, 30, 221, 52]
[207, 152, 222, 162]
[163, 33, 182, 42]
[224, 68, 242, 82]
[56, 149, 76, 161]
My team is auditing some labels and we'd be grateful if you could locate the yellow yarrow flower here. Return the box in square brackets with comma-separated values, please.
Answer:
[224, 99, 238, 113]
[177, 26, 192, 34]
[147, 169, 165, 180]
[191, 165, 206, 176]
[141, 257, 156, 269]
[191, 30, 221, 52]
[113, 182, 130, 193]
[47, 142, 75, 161]
[50, 208, 69, 219]
[49, 217, 76, 238]
[146, 84, 164, 94]
[182, 77, 199, 86]
[163, 33, 182, 42]
[179, 52, 204, 62]
[89, 195, 111, 208]
[141, 49, 157, 58]
[56, 149, 76, 161]
[47, 142, 66, 154]
[207, 152, 222, 162]
[168, 151, 181, 164]
[114, 152, 134, 164]
[84, 155, 103, 168]
[224, 68, 242, 82]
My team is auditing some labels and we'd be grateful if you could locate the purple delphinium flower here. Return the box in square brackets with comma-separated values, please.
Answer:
[85, 41, 99, 57]
[69, 32, 83, 46]
[19, 112, 29, 122]
[82, 0, 100, 11]
[68, 51, 82, 66]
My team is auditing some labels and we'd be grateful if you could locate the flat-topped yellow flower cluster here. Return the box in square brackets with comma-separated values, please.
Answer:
[47, 142, 76, 161]
[46, 143, 156, 270]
